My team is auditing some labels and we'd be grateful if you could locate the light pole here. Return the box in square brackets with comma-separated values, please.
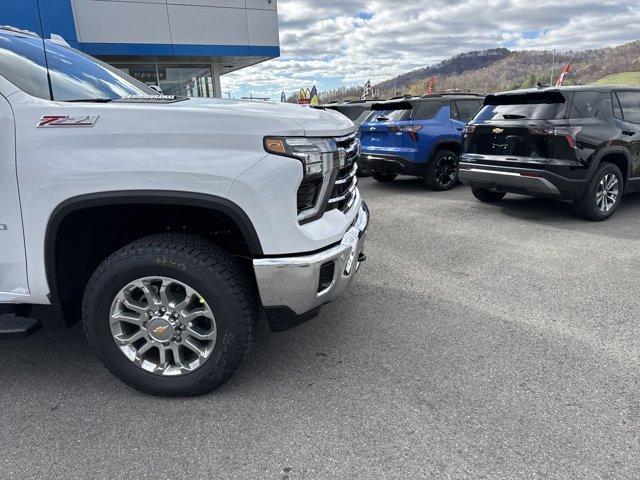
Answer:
[550, 49, 557, 86]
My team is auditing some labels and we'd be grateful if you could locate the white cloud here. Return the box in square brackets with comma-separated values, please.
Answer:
[221, 0, 640, 99]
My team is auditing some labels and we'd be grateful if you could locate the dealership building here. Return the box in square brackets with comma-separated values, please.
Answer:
[2, 0, 280, 98]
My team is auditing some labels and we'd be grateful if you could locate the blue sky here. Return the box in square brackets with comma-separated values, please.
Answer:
[221, 0, 640, 100]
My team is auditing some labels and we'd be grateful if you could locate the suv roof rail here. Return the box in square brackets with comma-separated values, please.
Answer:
[420, 92, 484, 98]
[388, 94, 414, 100]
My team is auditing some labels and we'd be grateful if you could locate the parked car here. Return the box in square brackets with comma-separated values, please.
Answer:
[459, 86, 640, 221]
[0, 26, 368, 396]
[359, 94, 484, 190]
[321, 99, 378, 127]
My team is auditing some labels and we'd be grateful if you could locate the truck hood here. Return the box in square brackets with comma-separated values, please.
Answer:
[172, 98, 356, 137]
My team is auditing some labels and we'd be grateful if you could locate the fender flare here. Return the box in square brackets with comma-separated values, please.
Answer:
[591, 145, 632, 179]
[45, 190, 263, 303]
[429, 137, 462, 159]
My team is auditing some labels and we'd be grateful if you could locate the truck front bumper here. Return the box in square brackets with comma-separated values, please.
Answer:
[253, 202, 369, 332]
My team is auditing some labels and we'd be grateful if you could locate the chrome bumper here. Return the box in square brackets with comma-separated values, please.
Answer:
[253, 204, 369, 316]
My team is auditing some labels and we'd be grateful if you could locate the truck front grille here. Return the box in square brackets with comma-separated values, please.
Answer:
[328, 164, 358, 213]
[328, 133, 360, 213]
[296, 132, 360, 222]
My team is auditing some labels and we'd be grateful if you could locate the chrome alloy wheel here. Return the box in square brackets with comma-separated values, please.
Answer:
[435, 154, 458, 187]
[596, 173, 620, 213]
[109, 276, 217, 377]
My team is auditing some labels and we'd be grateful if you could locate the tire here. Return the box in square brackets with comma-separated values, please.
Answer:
[425, 149, 460, 191]
[575, 162, 623, 221]
[472, 188, 507, 203]
[82, 233, 258, 397]
[372, 172, 397, 183]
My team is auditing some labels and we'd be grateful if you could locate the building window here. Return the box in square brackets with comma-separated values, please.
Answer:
[114, 62, 215, 98]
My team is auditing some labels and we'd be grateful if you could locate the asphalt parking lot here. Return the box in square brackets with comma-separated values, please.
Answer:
[2, 177, 640, 480]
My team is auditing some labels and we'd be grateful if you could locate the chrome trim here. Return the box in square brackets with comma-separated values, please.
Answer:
[459, 166, 561, 195]
[254, 204, 368, 315]
[328, 177, 358, 204]
[462, 153, 549, 165]
[335, 164, 358, 184]
[464, 167, 521, 177]
[334, 132, 358, 144]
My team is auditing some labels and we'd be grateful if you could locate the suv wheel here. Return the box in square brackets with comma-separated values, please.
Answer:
[472, 188, 507, 203]
[575, 163, 623, 221]
[425, 149, 459, 191]
[82, 233, 257, 396]
[372, 172, 397, 183]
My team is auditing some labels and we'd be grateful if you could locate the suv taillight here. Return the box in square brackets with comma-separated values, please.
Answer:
[528, 125, 582, 147]
[388, 125, 423, 142]
[528, 125, 583, 160]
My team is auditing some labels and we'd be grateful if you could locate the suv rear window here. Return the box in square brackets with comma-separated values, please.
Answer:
[476, 92, 567, 121]
[367, 102, 413, 122]
[569, 91, 611, 119]
[453, 100, 483, 122]
[615, 91, 640, 124]
[412, 101, 444, 120]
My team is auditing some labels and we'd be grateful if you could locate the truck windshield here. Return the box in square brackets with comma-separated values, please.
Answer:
[0, 30, 156, 101]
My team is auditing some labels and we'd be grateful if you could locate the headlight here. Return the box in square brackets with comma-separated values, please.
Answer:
[264, 137, 346, 177]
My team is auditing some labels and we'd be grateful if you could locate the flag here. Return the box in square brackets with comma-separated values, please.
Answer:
[361, 79, 372, 100]
[426, 76, 436, 95]
[310, 85, 319, 105]
[555, 60, 572, 87]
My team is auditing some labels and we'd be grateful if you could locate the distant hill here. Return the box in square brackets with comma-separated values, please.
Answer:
[320, 40, 640, 102]
[592, 71, 640, 85]
[374, 48, 511, 93]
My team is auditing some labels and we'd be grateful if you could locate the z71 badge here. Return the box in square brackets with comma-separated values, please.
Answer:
[37, 115, 99, 128]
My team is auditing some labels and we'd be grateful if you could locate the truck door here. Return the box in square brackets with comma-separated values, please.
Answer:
[0, 93, 29, 300]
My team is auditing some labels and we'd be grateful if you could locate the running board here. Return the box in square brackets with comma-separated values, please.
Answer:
[0, 315, 42, 339]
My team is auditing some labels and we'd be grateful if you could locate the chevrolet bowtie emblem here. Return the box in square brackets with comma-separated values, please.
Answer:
[492, 128, 505, 134]
[153, 326, 169, 335]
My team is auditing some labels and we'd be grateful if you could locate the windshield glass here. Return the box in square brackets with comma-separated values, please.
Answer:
[0, 30, 156, 101]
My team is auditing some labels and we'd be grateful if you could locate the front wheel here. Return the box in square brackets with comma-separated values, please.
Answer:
[82, 233, 257, 397]
[425, 149, 459, 191]
[372, 172, 397, 183]
[575, 162, 623, 221]
[472, 188, 507, 203]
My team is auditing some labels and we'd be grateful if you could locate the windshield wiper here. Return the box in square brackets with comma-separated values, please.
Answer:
[64, 98, 113, 103]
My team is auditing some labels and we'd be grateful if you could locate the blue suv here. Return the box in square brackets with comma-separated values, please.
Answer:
[359, 94, 484, 190]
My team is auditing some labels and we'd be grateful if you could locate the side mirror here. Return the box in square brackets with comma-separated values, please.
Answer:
[149, 85, 163, 94]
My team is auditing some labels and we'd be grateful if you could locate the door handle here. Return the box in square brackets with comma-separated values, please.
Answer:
[622, 130, 635, 136]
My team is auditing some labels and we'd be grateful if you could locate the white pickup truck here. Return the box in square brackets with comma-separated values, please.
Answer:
[0, 27, 368, 396]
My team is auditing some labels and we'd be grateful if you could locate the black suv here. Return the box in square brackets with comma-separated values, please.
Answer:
[459, 86, 640, 220]
[321, 99, 378, 126]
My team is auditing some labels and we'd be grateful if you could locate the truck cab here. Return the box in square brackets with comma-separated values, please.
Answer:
[0, 26, 368, 396]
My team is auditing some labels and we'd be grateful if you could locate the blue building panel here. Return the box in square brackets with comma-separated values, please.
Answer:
[0, 0, 279, 60]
